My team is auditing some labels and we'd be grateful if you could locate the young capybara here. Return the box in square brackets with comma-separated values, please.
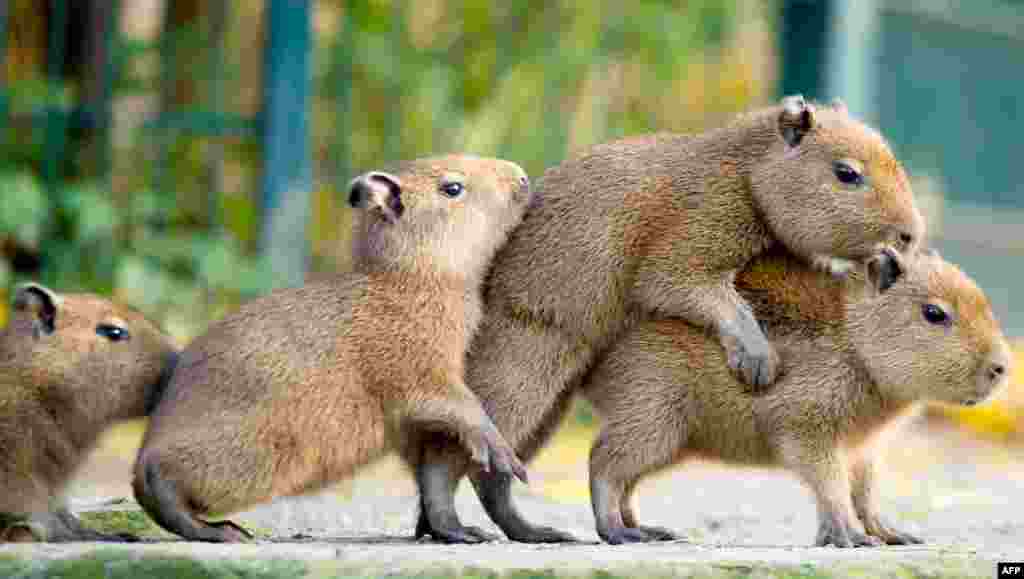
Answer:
[0, 283, 179, 542]
[416, 97, 926, 543]
[132, 155, 533, 542]
[583, 249, 1011, 546]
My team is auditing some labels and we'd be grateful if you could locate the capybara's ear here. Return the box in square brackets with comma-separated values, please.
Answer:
[866, 248, 904, 296]
[13, 282, 60, 337]
[348, 171, 404, 224]
[778, 94, 816, 148]
[348, 172, 401, 208]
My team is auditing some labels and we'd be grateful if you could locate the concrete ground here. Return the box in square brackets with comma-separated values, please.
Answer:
[2, 415, 1022, 577]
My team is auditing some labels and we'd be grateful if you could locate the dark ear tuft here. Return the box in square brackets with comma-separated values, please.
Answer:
[13, 282, 59, 336]
[347, 171, 404, 224]
[866, 248, 904, 296]
[348, 171, 402, 209]
[778, 94, 816, 148]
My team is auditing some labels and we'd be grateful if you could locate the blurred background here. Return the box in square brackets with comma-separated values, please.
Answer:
[0, 0, 1022, 487]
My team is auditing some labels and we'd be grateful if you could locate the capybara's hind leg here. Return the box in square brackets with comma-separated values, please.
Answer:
[414, 445, 498, 543]
[468, 385, 577, 543]
[471, 471, 576, 543]
[134, 457, 252, 543]
[850, 457, 922, 545]
[590, 427, 682, 544]
[619, 479, 679, 541]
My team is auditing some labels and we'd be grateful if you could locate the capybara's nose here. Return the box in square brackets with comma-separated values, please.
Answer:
[987, 362, 1007, 383]
[981, 342, 1012, 388]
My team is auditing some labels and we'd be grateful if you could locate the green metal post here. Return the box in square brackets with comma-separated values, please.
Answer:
[778, 0, 833, 101]
[44, 0, 69, 190]
[0, 0, 8, 150]
[90, 0, 120, 184]
[260, 0, 312, 289]
[155, 0, 177, 199]
[332, 5, 353, 187]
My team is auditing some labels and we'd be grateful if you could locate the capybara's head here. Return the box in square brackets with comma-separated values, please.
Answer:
[847, 249, 1011, 406]
[5, 283, 180, 417]
[348, 154, 532, 275]
[750, 95, 925, 274]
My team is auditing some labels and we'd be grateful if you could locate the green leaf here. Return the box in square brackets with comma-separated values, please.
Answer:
[60, 183, 121, 242]
[0, 171, 51, 247]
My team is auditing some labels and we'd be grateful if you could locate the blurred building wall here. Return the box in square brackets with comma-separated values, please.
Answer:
[785, 0, 1024, 336]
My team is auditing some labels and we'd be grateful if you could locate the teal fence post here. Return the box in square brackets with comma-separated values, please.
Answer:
[778, 0, 833, 101]
[0, 0, 8, 148]
[260, 0, 312, 290]
[332, 6, 352, 188]
[43, 0, 69, 190]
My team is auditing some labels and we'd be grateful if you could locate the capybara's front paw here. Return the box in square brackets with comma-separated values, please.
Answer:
[413, 504, 500, 543]
[862, 516, 924, 545]
[627, 524, 679, 542]
[816, 519, 884, 548]
[600, 524, 670, 545]
[504, 524, 577, 544]
[722, 331, 781, 391]
[208, 520, 255, 543]
[470, 422, 529, 484]
[423, 521, 497, 544]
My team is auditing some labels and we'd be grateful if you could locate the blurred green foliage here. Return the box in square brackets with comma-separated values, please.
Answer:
[0, 0, 772, 342]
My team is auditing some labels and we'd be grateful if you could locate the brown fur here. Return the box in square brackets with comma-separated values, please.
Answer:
[583, 249, 1011, 546]
[132, 155, 532, 542]
[0, 284, 179, 542]
[416, 97, 926, 543]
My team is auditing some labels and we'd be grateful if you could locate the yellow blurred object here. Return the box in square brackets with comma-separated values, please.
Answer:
[0, 289, 8, 329]
[94, 419, 149, 458]
[309, 184, 354, 272]
[531, 417, 596, 503]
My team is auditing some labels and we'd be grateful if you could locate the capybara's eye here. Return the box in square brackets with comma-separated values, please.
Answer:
[921, 303, 950, 326]
[96, 323, 131, 342]
[441, 182, 464, 198]
[833, 161, 864, 186]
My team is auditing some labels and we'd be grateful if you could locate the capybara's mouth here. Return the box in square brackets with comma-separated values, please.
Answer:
[811, 255, 857, 278]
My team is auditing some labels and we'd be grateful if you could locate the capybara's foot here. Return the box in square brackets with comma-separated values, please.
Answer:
[414, 509, 499, 542]
[503, 523, 576, 544]
[413, 506, 497, 541]
[414, 510, 432, 540]
[423, 520, 498, 544]
[816, 520, 884, 548]
[862, 516, 923, 545]
[721, 327, 781, 391]
[600, 524, 669, 545]
[208, 520, 254, 543]
[626, 524, 679, 542]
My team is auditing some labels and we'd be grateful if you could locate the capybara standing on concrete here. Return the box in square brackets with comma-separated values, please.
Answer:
[0, 284, 179, 542]
[133, 155, 532, 542]
[416, 97, 926, 543]
[584, 248, 1010, 546]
